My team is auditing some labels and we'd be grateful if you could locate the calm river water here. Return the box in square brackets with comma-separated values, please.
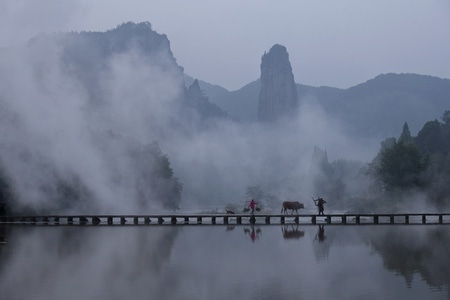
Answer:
[0, 224, 449, 300]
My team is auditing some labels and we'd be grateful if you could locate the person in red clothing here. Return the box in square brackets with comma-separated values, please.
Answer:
[248, 199, 257, 214]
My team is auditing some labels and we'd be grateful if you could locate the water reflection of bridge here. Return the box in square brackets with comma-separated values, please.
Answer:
[1, 213, 449, 226]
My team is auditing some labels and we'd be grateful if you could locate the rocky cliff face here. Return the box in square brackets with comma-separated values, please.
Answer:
[185, 79, 228, 121]
[257, 44, 298, 122]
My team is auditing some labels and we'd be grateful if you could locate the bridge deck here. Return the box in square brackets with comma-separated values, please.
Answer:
[1, 213, 450, 226]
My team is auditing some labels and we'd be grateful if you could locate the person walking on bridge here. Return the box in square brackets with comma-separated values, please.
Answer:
[249, 199, 258, 214]
[317, 197, 327, 215]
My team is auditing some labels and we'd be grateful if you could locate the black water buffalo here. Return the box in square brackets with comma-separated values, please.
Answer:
[281, 201, 305, 215]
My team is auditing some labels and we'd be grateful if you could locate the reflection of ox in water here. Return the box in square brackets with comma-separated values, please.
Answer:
[281, 201, 305, 215]
[281, 225, 305, 239]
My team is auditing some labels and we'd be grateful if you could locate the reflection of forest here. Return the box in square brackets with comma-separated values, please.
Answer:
[368, 226, 450, 296]
[0, 225, 12, 268]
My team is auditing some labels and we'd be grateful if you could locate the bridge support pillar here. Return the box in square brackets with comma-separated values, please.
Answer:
[405, 215, 409, 224]
[355, 215, 360, 224]
[134, 217, 139, 225]
[197, 216, 202, 224]
[224, 216, 228, 225]
[311, 216, 316, 224]
[374, 215, 378, 224]
[390, 215, 394, 224]
[237, 216, 242, 225]
[171, 217, 177, 224]
[107, 217, 113, 225]
[281, 216, 285, 224]
[68, 217, 73, 225]
[120, 217, 126, 225]
[93, 216, 101, 225]
[158, 217, 164, 224]
[439, 214, 443, 224]
[250, 216, 256, 225]
[184, 217, 189, 224]
[144, 217, 151, 224]
[342, 215, 346, 224]
[422, 215, 426, 224]
[265, 216, 270, 224]
[294, 216, 299, 224]
[212, 216, 216, 224]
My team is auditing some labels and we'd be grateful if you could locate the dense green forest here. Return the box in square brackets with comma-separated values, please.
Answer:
[306, 110, 450, 212]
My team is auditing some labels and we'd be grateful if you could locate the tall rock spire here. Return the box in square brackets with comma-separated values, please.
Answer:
[257, 44, 298, 122]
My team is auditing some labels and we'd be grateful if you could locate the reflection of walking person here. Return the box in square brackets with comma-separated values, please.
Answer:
[317, 197, 326, 215]
[250, 227, 256, 242]
[318, 224, 325, 242]
[249, 199, 257, 214]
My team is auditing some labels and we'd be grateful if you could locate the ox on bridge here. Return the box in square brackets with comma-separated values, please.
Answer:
[281, 201, 305, 215]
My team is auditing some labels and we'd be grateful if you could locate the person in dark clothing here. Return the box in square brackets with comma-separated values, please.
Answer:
[317, 197, 327, 215]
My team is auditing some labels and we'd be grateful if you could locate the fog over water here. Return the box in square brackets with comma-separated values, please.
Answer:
[0, 30, 382, 213]
[0, 225, 448, 300]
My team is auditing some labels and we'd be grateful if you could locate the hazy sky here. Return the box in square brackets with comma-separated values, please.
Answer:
[1, 0, 450, 90]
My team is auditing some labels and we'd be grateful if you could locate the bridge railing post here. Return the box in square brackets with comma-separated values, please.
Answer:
[92, 216, 101, 225]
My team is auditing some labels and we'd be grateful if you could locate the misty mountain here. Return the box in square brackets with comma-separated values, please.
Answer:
[196, 72, 450, 139]
[1, 22, 449, 214]
[185, 75, 260, 122]
[258, 44, 299, 122]
[52, 22, 228, 129]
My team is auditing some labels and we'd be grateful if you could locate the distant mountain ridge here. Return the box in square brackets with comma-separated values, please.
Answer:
[18, 22, 448, 139]
[191, 72, 450, 138]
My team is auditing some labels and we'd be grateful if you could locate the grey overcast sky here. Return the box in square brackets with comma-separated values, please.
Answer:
[1, 0, 449, 90]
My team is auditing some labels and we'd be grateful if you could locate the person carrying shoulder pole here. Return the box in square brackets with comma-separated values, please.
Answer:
[248, 199, 257, 214]
[313, 197, 327, 215]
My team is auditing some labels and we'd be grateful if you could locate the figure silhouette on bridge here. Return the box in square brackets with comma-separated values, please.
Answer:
[248, 199, 258, 214]
[314, 197, 327, 215]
